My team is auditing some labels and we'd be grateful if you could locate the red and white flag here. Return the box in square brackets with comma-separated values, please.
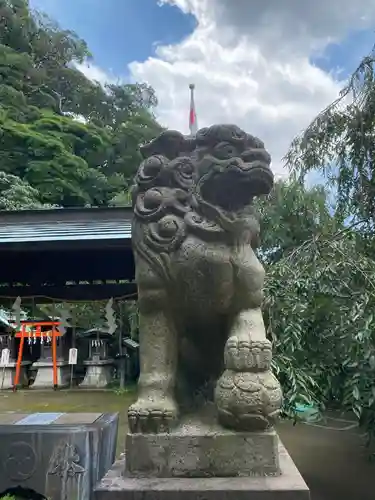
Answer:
[189, 84, 198, 136]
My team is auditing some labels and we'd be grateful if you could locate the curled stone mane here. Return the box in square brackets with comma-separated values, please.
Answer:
[131, 130, 196, 283]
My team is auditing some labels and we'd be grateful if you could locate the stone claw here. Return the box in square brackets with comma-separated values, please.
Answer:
[128, 398, 178, 433]
[225, 337, 272, 372]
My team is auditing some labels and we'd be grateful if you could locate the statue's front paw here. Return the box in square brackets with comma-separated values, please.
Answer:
[225, 337, 272, 372]
[215, 369, 282, 431]
[128, 395, 178, 433]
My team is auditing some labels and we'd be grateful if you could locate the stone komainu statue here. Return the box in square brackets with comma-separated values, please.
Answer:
[129, 124, 282, 434]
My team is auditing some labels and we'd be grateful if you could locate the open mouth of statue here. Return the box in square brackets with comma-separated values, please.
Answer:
[200, 160, 274, 213]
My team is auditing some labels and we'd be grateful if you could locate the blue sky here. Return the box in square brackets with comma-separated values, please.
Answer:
[30, 0, 196, 77]
[312, 28, 375, 78]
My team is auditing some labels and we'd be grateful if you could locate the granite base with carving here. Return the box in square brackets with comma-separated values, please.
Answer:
[0, 361, 31, 389]
[31, 360, 70, 388]
[0, 412, 118, 500]
[94, 441, 310, 500]
[126, 416, 279, 477]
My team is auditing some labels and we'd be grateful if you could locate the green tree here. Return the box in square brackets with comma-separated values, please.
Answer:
[0, 0, 162, 208]
[265, 224, 375, 453]
[286, 43, 375, 228]
[256, 181, 333, 410]
[0, 107, 117, 206]
[0, 171, 44, 209]
[258, 180, 375, 455]
[256, 179, 336, 264]
[283, 43, 375, 450]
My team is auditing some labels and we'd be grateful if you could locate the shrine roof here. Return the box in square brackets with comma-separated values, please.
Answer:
[80, 328, 114, 338]
[0, 206, 132, 245]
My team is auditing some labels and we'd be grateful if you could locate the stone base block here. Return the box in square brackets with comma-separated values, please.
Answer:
[80, 360, 114, 388]
[126, 419, 279, 478]
[94, 442, 310, 499]
[0, 412, 119, 500]
[31, 361, 70, 388]
[0, 361, 31, 389]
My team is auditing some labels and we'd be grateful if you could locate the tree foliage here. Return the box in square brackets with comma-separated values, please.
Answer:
[256, 180, 336, 264]
[254, 180, 372, 455]
[0, 171, 45, 209]
[0, 0, 162, 208]
[286, 43, 375, 227]
[282, 41, 375, 452]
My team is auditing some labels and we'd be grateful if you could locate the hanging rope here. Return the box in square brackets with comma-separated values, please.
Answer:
[0, 292, 137, 303]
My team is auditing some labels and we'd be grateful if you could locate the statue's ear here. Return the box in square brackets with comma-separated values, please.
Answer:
[140, 130, 194, 160]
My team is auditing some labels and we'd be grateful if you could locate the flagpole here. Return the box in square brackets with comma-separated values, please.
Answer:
[189, 83, 198, 137]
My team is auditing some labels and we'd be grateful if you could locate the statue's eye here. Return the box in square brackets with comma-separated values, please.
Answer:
[214, 142, 238, 159]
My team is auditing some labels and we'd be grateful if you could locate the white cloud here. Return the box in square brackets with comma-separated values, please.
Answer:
[77, 0, 375, 174]
[73, 61, 117, 86]
[130, 0, 375, 174]
[160, 0, 375, 55]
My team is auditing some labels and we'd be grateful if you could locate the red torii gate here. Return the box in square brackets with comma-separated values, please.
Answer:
[13, 320, 61, 390]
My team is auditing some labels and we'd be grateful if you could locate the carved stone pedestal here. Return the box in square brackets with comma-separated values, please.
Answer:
[32, 360, 70, 388]
[0, 412, 118, 500]
[126, 418, 279, 477]
[80, 359, 114, 389]
[0, 361, 31, 389]
[94, 442, 310, 499]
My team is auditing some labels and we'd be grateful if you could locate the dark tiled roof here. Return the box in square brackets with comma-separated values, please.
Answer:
[0, 207, 132, 244]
